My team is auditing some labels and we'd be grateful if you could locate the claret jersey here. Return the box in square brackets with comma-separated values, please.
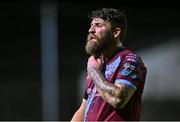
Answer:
[84, 48, 147, 121]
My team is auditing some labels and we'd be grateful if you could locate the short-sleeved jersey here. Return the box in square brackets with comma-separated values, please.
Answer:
[84, 48, 147, 121]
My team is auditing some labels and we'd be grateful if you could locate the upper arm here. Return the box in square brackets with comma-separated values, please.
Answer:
[114, 81, 136, 109]
[79, 98, 87, 112]
[114, 53, 145, 108]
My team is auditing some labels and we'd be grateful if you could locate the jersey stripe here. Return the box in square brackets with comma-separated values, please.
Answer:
[115, 79, 137, 89]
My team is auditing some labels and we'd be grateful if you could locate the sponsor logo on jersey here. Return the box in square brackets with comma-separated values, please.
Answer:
[121, 62, 136, 77]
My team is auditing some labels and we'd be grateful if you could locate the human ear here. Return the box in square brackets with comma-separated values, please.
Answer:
[113, 28, 121, 38]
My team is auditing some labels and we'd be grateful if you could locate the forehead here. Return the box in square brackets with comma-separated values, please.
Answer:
[91, 18, 108, 24]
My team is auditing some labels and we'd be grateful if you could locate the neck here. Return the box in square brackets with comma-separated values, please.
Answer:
[102, 43, 121, 60]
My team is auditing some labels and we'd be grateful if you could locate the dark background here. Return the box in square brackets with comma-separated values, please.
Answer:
[0, 0, 180, 120]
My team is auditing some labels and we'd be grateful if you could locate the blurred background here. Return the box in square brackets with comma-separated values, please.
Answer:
[0, 0, 180, 121]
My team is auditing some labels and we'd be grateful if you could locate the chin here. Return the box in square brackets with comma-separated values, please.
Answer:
[85, 44, 96, 55]
[85, 47, 94, 55]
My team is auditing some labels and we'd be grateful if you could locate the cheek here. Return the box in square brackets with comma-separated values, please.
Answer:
[96, 31, 105, 38]
[96, 27, 106, 34]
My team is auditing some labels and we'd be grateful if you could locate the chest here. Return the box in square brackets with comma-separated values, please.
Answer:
[104, 56, 121, 81]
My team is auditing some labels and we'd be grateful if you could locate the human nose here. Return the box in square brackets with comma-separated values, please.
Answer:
[88, 25, 95, 33]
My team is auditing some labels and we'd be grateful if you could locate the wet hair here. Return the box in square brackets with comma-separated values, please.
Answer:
[88, 8, 127, 42]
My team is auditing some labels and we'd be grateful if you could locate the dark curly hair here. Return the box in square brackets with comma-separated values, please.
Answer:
[88, 8, 127, 42]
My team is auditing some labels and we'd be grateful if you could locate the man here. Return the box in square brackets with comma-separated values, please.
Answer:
[71, 8, 147, 121]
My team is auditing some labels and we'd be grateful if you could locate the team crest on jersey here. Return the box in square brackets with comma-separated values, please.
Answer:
[105, 57, 121, 79]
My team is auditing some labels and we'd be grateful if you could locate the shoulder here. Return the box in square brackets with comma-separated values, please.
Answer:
[119, 48, 144, 64]
[117, 48, 147, 75]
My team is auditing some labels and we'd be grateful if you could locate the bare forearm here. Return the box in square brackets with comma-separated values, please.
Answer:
[87, 55, 136, 109]
[88, 67, 124, 107]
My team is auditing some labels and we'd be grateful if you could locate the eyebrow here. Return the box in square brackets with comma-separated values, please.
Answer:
[91, 20, 106, 25]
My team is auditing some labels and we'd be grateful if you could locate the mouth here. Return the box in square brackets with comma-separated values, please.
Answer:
[87, 36, 98, 45]
[88, 34, 97, 40]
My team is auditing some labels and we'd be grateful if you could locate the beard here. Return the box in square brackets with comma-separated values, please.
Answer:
[85, 30, 114, 56]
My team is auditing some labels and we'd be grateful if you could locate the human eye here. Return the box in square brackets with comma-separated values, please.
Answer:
[96, 23, 103, 27]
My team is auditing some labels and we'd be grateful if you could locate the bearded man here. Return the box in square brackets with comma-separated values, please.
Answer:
[71, 8, 147, 121]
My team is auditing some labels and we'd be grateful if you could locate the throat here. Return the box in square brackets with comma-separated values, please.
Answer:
[103, 46, 121, 60]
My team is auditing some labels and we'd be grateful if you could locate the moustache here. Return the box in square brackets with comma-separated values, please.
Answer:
[88, 34, 98, 40]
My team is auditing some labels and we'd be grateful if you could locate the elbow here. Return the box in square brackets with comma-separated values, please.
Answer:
[116, 99, 126, 109]
[112, 97, 125, 110]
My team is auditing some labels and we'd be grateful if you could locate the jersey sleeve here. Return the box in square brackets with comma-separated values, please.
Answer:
[115, 53, 144, 89]
[84, 73, 91, 100]
[83, 90, 88, 100]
